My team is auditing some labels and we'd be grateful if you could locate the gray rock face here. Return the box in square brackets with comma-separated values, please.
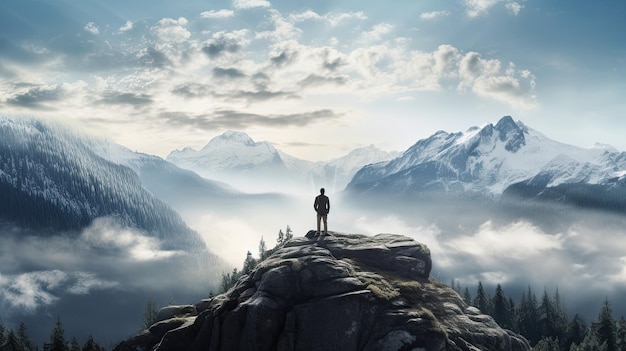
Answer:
[114, 232, 530, 351]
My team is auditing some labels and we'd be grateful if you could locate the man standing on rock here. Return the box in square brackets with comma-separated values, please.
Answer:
[314, 188, 330, 239]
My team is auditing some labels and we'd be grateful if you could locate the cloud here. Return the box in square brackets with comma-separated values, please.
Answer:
[158, 109, 339, 130]
[213, 67, 246, 78]
[97, 92, 153, 106]
[288, 10, 367, 26]
[462, 0, 526, 17]
[201, 9, 235, 19]
[325, 11, 368, 26]
[151, 17, 190, 43]
[506, 2, 525, 15]
[232, 0, 271, 10]
[299, 74, 349, 87]
[360, 23, 394, 42]
[84, 22, 100, 35]
[172, 83, 212, 98]
[118, 20, 133, 33]
[445, 221, 562, 263]
[419, 11, 450, 20]
[0, 217, 199, 313]
[458, 56, 537, 108]
[6, 85, 64, 109]
[0, 270, 118, 312]
[202, 30, 249, 58]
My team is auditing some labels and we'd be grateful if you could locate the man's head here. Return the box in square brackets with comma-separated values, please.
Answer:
[320, 188, 325, 195]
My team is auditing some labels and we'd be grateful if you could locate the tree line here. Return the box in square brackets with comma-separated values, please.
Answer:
[452, 280, 626, 351]
[0, 318, 105, 351]
[219, 226, 293, 294]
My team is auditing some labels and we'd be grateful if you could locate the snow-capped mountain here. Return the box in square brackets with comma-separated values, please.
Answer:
[166, 131, 397, 193]
[0, 116, 211, 250]
[347, 116, 626, 208]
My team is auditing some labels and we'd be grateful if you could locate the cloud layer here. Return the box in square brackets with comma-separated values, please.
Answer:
[0, 217, 210, 314]
[0, 1, 537, 158]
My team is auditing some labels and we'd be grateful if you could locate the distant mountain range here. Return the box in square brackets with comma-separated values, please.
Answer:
[346, 116, 626, 212]
[166, 131, 399, 193]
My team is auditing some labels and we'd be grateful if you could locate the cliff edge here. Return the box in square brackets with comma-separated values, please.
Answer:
[114, 231, 530, 351]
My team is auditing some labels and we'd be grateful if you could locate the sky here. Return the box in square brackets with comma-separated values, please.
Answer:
[0, 0, 625, 161]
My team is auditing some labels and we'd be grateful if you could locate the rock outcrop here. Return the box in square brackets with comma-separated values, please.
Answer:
[114, 231, 530, 351]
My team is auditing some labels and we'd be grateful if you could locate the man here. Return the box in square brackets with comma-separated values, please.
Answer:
[313, 188, 330, 238]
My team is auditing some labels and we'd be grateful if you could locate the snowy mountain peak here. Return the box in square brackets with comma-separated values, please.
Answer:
[348, 115, 626, 197]
[202, 130, 257, 150]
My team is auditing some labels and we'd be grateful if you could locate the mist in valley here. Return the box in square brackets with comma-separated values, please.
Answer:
[3, 173, 626, 346]
[0, 217, 224, 346]
[167, 180, 626, 323]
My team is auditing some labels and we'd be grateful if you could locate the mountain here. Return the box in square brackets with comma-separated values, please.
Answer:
[0, 116, 234, 345]
[346, 116, 626, 210]
[166, 131, 397, 193]
[88, 140, 239, 211]
[113, 231, 530, 351]
[0, 116, 209, 250]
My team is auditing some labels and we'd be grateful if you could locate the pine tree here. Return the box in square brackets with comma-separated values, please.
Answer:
[259, 236, 267, 259]
[17, 322, 33, 351]
[596, 298, 617, 351]
[5, 329, 26, 351]
[553, 287, 569, 348]
[616, 316, 626, 351]
[285, 225, 293, 241]
[539, 289, 558, 340]
[473, 281, 490, 315]
[566, 314, 588, 350]
[242, 250, 256, 274]
[49, 318, 68, 351]
[507, 297, 518, 332]
[462, 287, 472, 306]
[277, 230, 284, 246]
[0, 318, 6, 346]
[518, 286, 540, 345]
[493, 284, 509, 328]
[81, 335, 102, 351]
[70, 337, 81, 351]
[143, 297, 159, 329]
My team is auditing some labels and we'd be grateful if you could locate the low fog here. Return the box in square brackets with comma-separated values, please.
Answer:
[0, 217, 223, 346]
[173, 188, 626, 322]
[3, 184, 626, 345]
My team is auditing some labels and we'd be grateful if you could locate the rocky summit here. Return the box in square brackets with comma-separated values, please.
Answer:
[114, 232, 530, 351]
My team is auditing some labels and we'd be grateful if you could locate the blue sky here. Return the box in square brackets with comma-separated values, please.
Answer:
[1, 0, 625, 160]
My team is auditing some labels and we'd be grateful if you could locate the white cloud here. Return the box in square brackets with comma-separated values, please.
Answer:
[463, 0, 526, 17]
[84, 22, 100, 35]
[0, 270, 117, 311]
[445, 221, 562, 262]
[289, 10, 322, 22]
[255, 9, 302, 41]
[360, 23, 394, 42]
[118, 20, 133, 33]
[325, 11, 368, 26]
[151, 17, 191, 43]
[506, 2, 525, 15]
[201, 9, 235, 18]
[420, 11, 450, 20]
[232, 0, 271, 10]
[80, 217, 183, 261]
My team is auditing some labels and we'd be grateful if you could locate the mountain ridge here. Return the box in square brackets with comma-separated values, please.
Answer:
[166, 131, 398, 193]
[346, 116, 626, 208]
